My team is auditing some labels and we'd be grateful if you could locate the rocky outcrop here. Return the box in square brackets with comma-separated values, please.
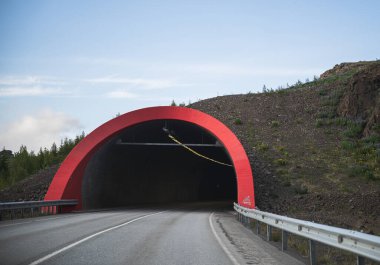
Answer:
[337, 63, 380, 136]
[320, 61, 374, 80]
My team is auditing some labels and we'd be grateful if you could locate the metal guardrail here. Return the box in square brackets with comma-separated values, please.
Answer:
[0, 200, 78, 220]
[234, 203, 380, 265]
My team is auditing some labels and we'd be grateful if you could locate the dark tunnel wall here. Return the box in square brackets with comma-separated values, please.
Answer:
[82, 120, 237, 209]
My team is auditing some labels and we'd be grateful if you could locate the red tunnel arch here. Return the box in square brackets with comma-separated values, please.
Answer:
[45, 106, 255, 209]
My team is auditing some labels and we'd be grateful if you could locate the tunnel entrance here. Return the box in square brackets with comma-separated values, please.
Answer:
[82, 120, 237, 209]
[45, 106, 255, 210]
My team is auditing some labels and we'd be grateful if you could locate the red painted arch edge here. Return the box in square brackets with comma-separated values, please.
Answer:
[44, 106, 255, 209]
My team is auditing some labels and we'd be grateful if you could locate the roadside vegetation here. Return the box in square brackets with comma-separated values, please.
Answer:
[0, 132, 85, 189]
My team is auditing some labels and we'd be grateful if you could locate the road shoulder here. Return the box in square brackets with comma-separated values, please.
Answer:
[211, 211, 305, 265]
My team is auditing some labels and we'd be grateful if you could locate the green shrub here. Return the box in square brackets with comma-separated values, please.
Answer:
[343, 122, 363, 138]
[347, 165, 376, 180]
[294, 185, 308, 194]
[305, 107, 313, 114]
[362, 135, 380, 144]
[275, 158, 288, 166]
[319, 89, 328, 96]
[334, 117, 348, 126]
[356, 144, 375, 156]
[271, 120, 280, 127]
[234, 118, 242, 125]
[277, 168, 289, 175]
[341, 140, 356, 150]
[315, 119, 324, 127]
[282, 180, 291, 187]
[257, 142, 269, 151]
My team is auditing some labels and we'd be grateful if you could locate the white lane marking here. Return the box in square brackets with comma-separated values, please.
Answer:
[29, 210, 167, 265]
[209, 212, 240, 265]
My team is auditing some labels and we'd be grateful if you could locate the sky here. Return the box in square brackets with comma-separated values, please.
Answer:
[0, 0, 379, 152]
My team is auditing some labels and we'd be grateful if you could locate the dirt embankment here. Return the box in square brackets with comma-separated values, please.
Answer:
[0, 165, 58, 202]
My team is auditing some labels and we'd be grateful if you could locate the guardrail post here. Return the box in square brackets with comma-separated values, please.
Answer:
[282, 230, 288, 251]
[309, 239, 316, 265]
[256, 220, 260, 235]
[267, 225, 272, 241]
[357, 256, 365, 265]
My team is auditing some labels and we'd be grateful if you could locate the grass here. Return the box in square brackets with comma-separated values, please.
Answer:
[296, 118, 303, 124]
[294, 185, 308, 194]
[288, 234, 309, 257]
[271, 120, 280, 128]
[334, 117, 349, 126]
[347, 165, 375, 180]
[341, 140, 356, 150]
[317, 111, 336, 119]
[312, 94, 379, 182]
[257, 142, 269, 151]
[282, 180, 291, 187]
[316, 119, 324, 127]
[305, 107, 314, 114]
[343, 122, 363, 138]
[234, 118, 242, 125]
[274, 158, 288, 166]
[275, 145, 285, 152]
[319, 89, 328, 96]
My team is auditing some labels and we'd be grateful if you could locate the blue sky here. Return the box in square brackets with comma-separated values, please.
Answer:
[1, 0, 379, 152]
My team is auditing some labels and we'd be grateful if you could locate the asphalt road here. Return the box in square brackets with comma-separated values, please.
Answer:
[0, 202, 304, 265]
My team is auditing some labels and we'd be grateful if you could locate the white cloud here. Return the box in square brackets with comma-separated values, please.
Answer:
[0, 75, 67, 97]
[85, 76, 183, 90]
[0, 87, 65, 97]
[0, 109, 83, 152]
[106, 90, 139, 99]
[0, 76, 64, 86]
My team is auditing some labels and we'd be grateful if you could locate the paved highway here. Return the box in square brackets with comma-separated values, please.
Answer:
[0, 202, 304, 265]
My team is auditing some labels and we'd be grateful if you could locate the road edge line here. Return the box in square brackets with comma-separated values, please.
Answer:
[29, 210, 167, 265]
[209, 212, 240, 265]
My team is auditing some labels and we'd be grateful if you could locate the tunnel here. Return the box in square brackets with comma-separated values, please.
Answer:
[45, 106, 255, 210]
[82, 120, 237, 209]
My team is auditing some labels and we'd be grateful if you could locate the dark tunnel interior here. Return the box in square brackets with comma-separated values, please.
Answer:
[82, 120, 237, 209]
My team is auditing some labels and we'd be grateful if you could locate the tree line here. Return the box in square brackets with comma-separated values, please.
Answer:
[0, 132, 85, 189]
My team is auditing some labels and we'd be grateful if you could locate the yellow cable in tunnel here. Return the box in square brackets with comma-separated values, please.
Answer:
[168, 134, 233, 167]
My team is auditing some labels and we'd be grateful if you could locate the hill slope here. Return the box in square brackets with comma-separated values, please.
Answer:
[190, 60, 380, 235]
[1, 60, 379, 235]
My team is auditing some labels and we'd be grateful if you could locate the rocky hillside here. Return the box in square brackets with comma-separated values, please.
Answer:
[191, 60, 380, 235]
[1, 60, 379, 236]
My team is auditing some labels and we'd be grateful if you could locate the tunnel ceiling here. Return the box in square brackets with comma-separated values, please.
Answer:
[117, 119, 220, 145]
